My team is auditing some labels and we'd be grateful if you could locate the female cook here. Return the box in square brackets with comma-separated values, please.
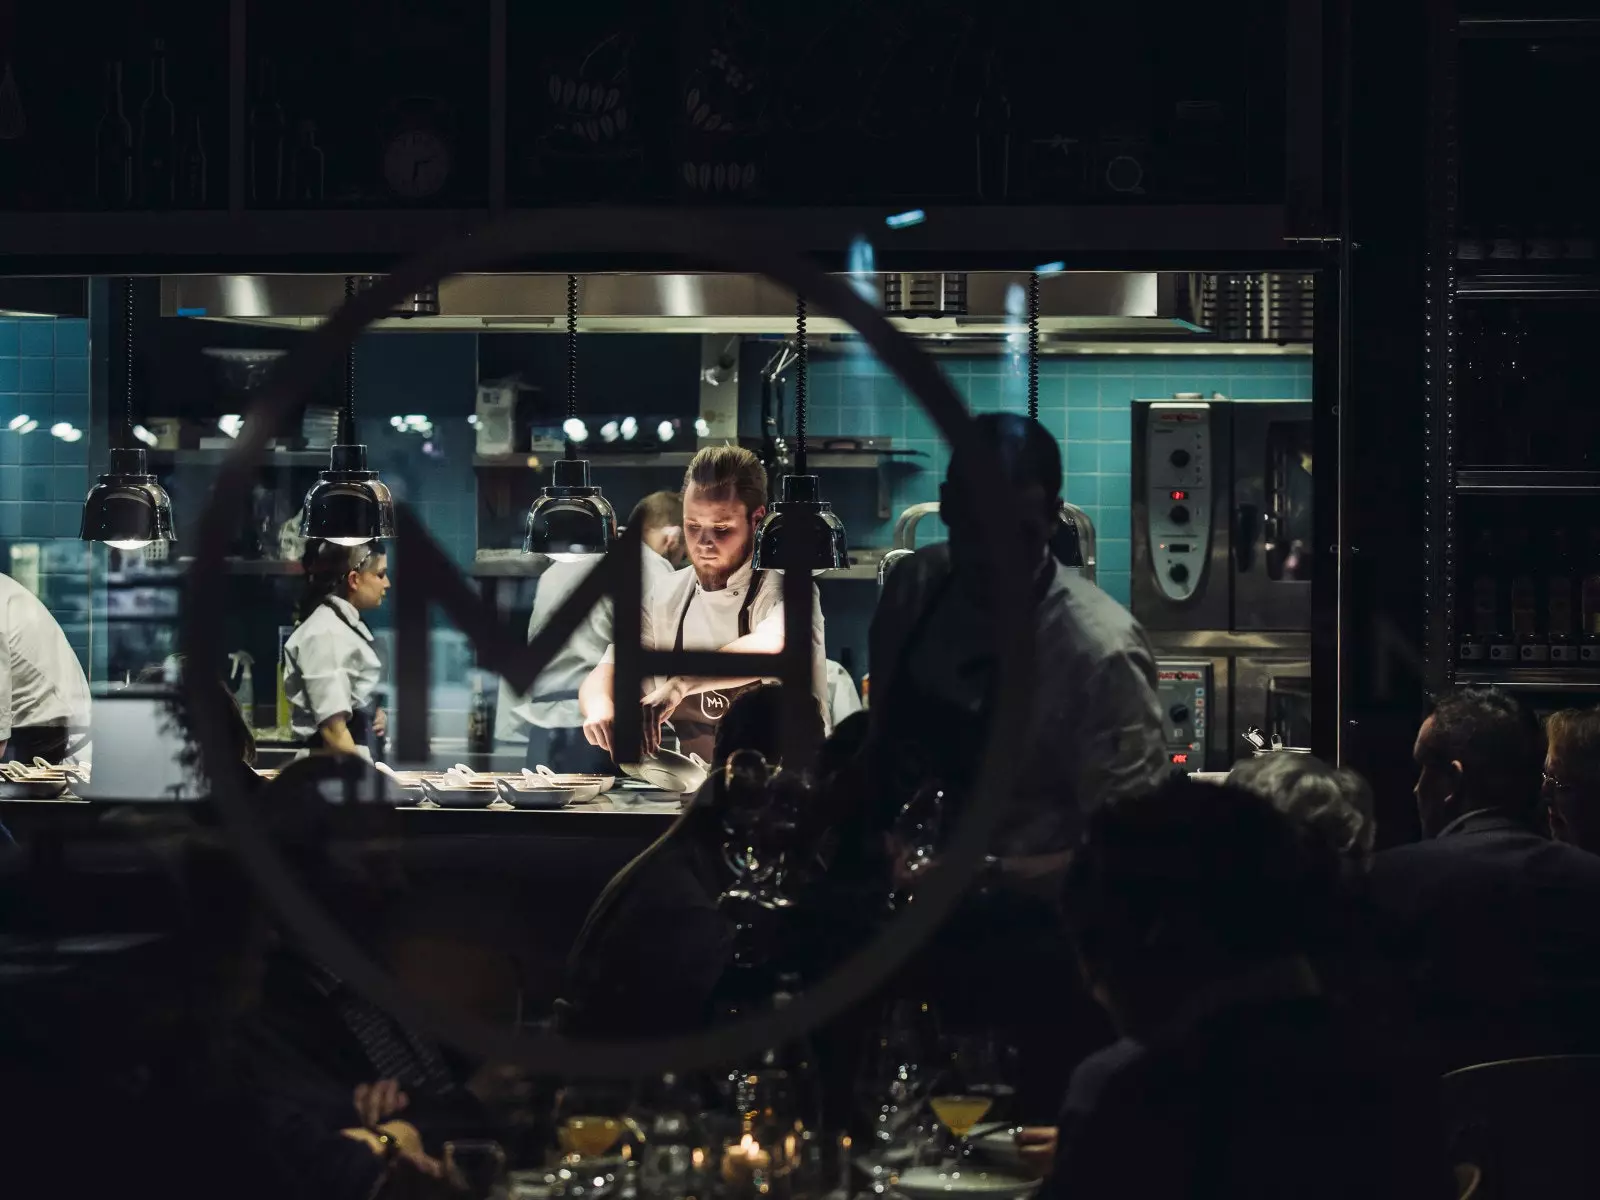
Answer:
[283, 539, 390, 757]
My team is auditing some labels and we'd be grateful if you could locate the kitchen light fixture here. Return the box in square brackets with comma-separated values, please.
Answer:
[81, 280, 176, 552]
[525, 274, 616, 562]
[752, 296, 847, 574]
[300, 277, 394, 547]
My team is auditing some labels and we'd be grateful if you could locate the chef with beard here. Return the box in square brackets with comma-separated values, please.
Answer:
[578, 445, 827, 763]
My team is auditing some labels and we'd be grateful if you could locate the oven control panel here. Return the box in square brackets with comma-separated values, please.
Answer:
[1144, 403, 1213, 602]
[1156, 659, 1212, 771]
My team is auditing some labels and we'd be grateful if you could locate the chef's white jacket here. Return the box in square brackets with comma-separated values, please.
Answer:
[282, 594, 382, 741]
[501, 543, 681, 736]
[0, 572, 90, 744]
[600, 557, 828, 725]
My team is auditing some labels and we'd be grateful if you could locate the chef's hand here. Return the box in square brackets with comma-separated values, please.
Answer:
[640, 678, 687, 757]
[354, 1078, 410, 1127]
[1014, 1127, 1058, 1178]
[582, 695, 616, 756]
[372, 707, 388, 738]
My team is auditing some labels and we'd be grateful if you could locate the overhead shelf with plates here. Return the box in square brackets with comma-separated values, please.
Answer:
[1455, 468, 1600, 495]
[1455, 667, 1600, 694]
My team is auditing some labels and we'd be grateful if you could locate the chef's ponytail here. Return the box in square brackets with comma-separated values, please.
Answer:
[296, 539, 373, 624]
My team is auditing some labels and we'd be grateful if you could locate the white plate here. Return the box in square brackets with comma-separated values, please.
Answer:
[970, 1127, 1025, 1170]
[894, 1166, 1041, 1199]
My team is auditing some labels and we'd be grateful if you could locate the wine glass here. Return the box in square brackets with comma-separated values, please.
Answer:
[550, 1081, 636, 1198]
[888, 783, 946, 907]
[928, 1034, 1005, 1165]
[853, 1000, 943, 1182]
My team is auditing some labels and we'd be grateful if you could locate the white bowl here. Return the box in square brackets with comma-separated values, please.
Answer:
[619, 747, 708, 794]
[894, 1166, 1041, 1199]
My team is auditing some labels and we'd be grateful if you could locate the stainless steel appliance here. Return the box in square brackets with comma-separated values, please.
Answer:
[1155, 659, 1213, 770]
[1132, 396, 1314, 771]
[1131, 398, 1313, 632]
[1153, 644, 1311, 772]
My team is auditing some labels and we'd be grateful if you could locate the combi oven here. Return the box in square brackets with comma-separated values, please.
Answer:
[1131, 398, 1313, 633]
[1131, 398, 1314, 770]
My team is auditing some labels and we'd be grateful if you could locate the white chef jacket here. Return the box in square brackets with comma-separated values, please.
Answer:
[502, 544, 680, 735]
[600, 557, 828, 725]
[0, 572, 90, 744]
[870, 544, 1168, 857]
[825, 659, 863, 727]
[282, 594, 383, 741]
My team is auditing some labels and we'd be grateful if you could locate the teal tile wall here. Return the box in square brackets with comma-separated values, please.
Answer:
[805, 353, 1314, 608]
[0, 316, 94, 670]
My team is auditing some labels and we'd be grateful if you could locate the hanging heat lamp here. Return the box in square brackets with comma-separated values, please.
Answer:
[752, 296, 847, 573]
[300, 277, 394, 547]
[525, 274, 617, 562]
[81, 279, 175, 551]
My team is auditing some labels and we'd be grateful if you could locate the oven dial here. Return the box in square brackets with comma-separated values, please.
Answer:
[1169, 448, 1191, 468]
[1169, 504, 1190, 524]
[1169, 562, 1190, 584]
[1169, 703, 1191, 723]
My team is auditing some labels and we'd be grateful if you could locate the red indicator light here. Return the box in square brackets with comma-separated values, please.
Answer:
[1170, 752, 1189, 765]
[1170, 489, 1188, 501]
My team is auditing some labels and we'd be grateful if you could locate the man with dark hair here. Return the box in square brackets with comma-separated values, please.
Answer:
[1043, 778, 1449, 1200]
[580, 446, 827, 763]
[869, 412, 1166, 874]
[1366, 687, 1600, 1068]
[1542, 706, 1600, 852]
[864, 413, 1166, 1119]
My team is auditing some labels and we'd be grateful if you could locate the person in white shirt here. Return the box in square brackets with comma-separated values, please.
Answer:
[505, 491, 686, 773]
[0, 571, 90, 763]
[282, 540, 389, 758]
[579, 445, 827, 764]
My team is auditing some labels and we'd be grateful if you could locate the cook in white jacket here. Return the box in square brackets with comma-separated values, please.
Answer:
[0, 571, 90, 763]
[501, 491, 685, 773]
[282, 540, 389, 758]
[579, 446, 827, 764]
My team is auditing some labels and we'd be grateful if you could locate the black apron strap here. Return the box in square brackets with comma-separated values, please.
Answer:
[673, 570, 765, 652]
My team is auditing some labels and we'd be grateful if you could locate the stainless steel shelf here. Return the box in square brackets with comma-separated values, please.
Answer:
[1459, 17, 1600, 39]
[1455, 667, 1600, 692]
[1456, 271, 1600, 299]
[472, 450, 918, 470]
[145, 448, 328, 467]
[1456, 468, 1600, 494]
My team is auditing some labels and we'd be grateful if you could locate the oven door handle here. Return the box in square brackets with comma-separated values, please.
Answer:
[1235, 503, 1261, 574]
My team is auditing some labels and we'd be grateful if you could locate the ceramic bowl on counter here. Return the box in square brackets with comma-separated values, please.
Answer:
[493, 778, 586, 810]
[618, 747, 709, 794]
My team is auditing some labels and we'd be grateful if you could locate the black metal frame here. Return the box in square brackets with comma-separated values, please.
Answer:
[1422, 0, 1459, 699]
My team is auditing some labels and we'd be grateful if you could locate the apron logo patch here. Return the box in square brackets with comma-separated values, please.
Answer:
[701, 690, 729, 719]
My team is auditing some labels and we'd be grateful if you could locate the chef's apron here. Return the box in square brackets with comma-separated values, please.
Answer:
[666, 571, 766, 764]
[298, 598, 381, 757]
[3, 724, 88, 764]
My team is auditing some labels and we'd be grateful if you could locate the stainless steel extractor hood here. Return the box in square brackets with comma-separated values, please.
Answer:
[159, 271, 1213, 337]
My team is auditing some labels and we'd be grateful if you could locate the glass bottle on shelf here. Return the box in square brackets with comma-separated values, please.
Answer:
[179, 115, 207, 207]
[288, 119, 325, 203]
[1508, 525, 1543, 663]
[1547, 527, 1577, 663]
[1462, 526, 1498, 663]
[137, 38, 176, 207]
[1493, 306, 1531, 465]
[1581, 528, 1600, 667]
[94, 62, 133, 208]
[248, 57, 285, 204]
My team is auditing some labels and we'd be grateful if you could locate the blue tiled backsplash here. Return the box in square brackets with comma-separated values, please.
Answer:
[0, 317, 93, 671]
[806, 352, 1314, 607]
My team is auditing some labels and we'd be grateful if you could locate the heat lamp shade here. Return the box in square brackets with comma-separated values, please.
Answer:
[80, 447, 176, 549]
[299, 444, 395, 545]
[751, 474, 847, 574]
[524, 459, 617, 558]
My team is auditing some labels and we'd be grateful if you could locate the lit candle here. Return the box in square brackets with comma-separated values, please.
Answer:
[720, 1134, 772, 1189]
